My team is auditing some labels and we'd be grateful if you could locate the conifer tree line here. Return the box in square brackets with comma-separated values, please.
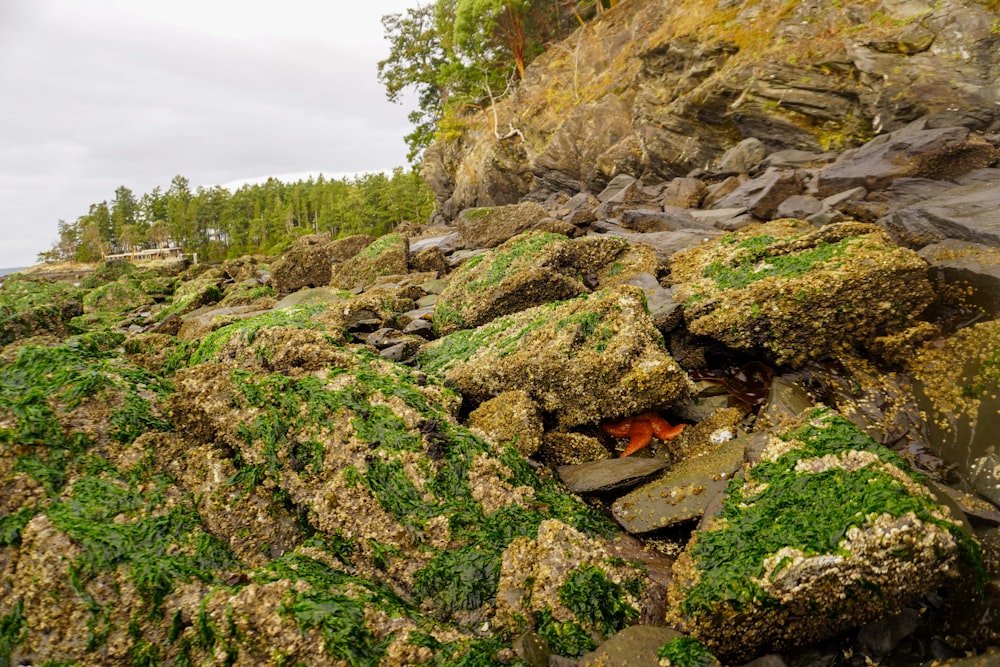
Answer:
[40, 168, 435, 264]
[379, 0, 618, 161]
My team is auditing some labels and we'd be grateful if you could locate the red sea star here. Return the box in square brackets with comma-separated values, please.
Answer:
[600, 412, 686, 457]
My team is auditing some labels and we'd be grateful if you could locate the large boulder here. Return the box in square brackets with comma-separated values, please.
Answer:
[417, 284, 690, 428]
[433, 230, 660, 335]
[269, 232, 335, 294]
[816, 119, 999, 197]
[0, 275, 83, 347]
[329, 233, 409, 290]
[456, 201, 551, 249]
[666, 407, 979, 663]
[671, 220, 935, 367]
[879, 180, 1000, 249]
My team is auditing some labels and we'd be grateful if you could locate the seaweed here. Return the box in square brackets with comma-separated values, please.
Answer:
[657, 636, 717, 667]
[558, 564, 639, 637]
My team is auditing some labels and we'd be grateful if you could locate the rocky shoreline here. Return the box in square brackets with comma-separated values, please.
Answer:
[1, 109, 999, 666]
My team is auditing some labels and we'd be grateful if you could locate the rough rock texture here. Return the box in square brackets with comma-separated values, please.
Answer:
[269, 233, 335, 294]
[671, 220, 935, 366]
[666, 408, 971, 663]
[467, 390, 544, 457]
[0, 275, 83, 346]
[816, 119, 999, 197]
[417, 284, 690, 428]
[919, 239, 1000, 317]
[329, 233, 409, 290]
[433, 230, 655, 335]
[422, 0, 1000, 216]
[879, 180, 1000, 249]
[456, 202, 551, 249]
[908, 318, 1000, 475]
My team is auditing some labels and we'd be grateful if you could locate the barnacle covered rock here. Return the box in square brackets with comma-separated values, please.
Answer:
[417, 284, 690, 428]
[671, 221, 934, 367]
[666, 407, 980, 663]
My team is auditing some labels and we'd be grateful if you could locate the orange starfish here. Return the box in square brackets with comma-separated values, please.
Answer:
[600, 412, 686, 457]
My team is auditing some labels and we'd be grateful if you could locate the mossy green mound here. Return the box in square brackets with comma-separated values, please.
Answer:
[419, 284, 689, 427]
[666, 407, 980, 663]
[0, 275, 84, 347]
[671, 220, 934, 367]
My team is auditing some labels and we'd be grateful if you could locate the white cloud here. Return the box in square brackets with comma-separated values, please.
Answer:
[0, 0, 419, 267]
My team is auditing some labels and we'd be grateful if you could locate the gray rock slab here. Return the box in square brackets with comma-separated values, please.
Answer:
[611, 435, 745, 533]
[688, 207, 748, 226]
[816, 120, 997, 197]
[557, 456, 669, 494]
[599, 229, 723, 263]
[880, 181, 1000, 249]
[774, 194, 822, 220]
[619, 207, 699, 233]
[408, 232, 463, 254]
[712, 167, 803, 220]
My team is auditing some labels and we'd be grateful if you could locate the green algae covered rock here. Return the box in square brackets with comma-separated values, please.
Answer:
[434, 229, 661, 335]
[329, 232, 409, 290]
[419, 284, 690, 428]
[666, 407, 981, 663]
[0, 275, 83, 347]
[82, 276, 155, 314]
[155, 277, 223, 322]
[671, 220, 934, 367]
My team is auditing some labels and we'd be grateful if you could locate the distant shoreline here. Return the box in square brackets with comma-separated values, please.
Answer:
[0, 266, 29, 278]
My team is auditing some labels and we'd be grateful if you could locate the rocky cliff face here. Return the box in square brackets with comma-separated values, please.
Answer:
[422, 0, 1000, 218]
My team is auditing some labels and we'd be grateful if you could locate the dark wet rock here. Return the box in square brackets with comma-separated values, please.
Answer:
[555, 191, 601, 226]
[757, 377, 816, 430]
[456, 201, 551, 250]
[379, 339, 421, 362]
[856, 608, 921, 656]
[920, 239, 1000, 318]
[557, 457, 669, 494]
[578, 625, 689, 667]
[365, 327, 410, 350]
[417, 284, 690, 428]
[970, 454, 1000, 508]
[688, 207, 748, 227]
[909, 319, 1000, 475]
[880, 181, 1000, 250]
[612, 434, 744, 534]
[816, 120, 999, 198]
[666, 408, 974, 664]
[401, 317, 434, 338]
[269, 232, 335, 294]
[672, 220, 935, 367]
[622, 273, 680, 331]
[329, 233, 409, 290]
[513, 631, 550, 667]
[712, 167, 804, 221]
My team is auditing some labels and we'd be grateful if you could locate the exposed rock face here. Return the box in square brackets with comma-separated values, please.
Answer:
[433, 230, 659, 335]
[456, 202, 551, 249]
[417, 284, 690, 428]
[666, 408, 970, 663]
[269, 232, 336, 294]
[422, 0, 1000, 216]
[0, 275, 82, 346]
[329, 233, 409, 290]
[671, 220, 935, 366]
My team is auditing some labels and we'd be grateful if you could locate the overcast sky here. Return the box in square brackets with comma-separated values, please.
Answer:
[0, 0, 420, 268]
